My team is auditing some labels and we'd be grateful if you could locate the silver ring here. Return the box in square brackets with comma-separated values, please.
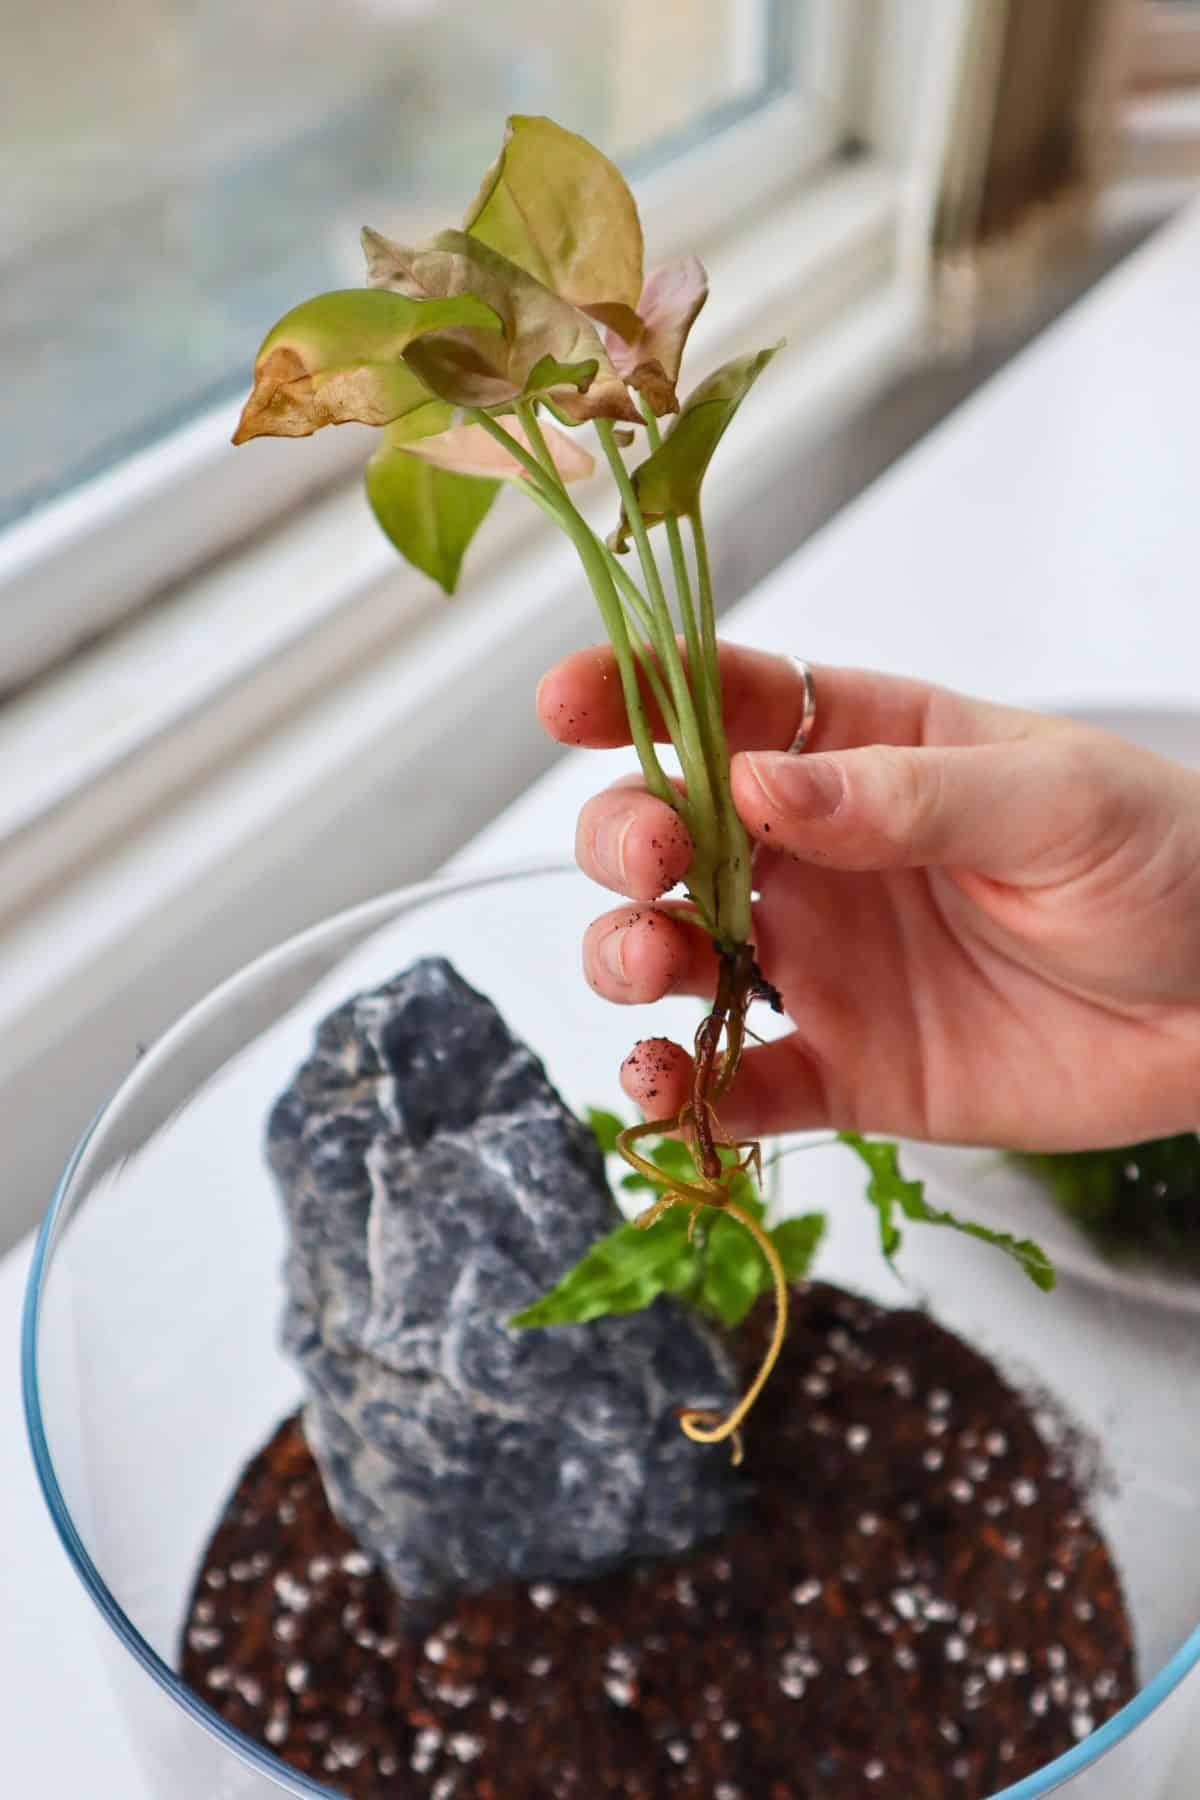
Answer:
[787, 657, 817, 753]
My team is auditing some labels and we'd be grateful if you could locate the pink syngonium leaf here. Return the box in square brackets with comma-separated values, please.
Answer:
[604, 258, 709, 416]
[400, 417, 594, 483]
[362, 227, 639, 424]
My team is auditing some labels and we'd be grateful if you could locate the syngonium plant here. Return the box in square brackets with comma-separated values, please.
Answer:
[235, 116, 1054, 1460]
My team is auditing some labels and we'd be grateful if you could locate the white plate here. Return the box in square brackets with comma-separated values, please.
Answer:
[904, 699, 1200, 1318]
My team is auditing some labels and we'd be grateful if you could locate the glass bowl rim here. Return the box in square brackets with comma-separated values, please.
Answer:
[20, 859, 1200, 1800]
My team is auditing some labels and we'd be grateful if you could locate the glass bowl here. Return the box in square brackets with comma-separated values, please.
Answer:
[22, 863, 1200, 1799]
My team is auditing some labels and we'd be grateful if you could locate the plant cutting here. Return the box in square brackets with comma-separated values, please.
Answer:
[233, 115, 1055, 1459]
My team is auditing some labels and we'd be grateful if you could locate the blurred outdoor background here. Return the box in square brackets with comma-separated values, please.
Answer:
[6, 0, 1198, 535]
[3, 1, 787, 530]
[2, 0, 1200, 1247]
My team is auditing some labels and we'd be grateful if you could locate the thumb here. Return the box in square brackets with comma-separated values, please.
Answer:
[732, 734, 1158, 885]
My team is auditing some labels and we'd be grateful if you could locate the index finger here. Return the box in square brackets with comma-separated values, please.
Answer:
[536, 643, 1045, 756]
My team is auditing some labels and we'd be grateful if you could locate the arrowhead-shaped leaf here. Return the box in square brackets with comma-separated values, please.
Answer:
[839, 1133, 1056, 1292]
[510, 1207, 695, 1328]
[464, 114, 644, 338]
[605, 258, 709, 415]
[697, 1210, 767, 1327]
[611, 344, 779, 547]
[365, 428, 499, 594]
[769, 1213, 826, 1282]
[363, 227, 639, 423]
[232, 289, 503, 443]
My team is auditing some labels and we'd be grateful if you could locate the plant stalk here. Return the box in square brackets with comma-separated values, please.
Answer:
[596, 424, 713, 785]
[689, 509, 753, 947]
[518, 478, 683, 749]
[596, 421, 728, 930]
[467, 409, 681, 825]
[638, 400, 718, 790]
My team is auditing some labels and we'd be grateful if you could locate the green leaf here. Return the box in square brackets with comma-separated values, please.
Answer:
[363, 227, 639, 423]
[518, 1111, 825, 1332]
[365, 438, 499, 594]
[839, 1133, 1056, 1292]
[604, 258, 709, 415]
[611, 344, 779, 547]
[231, 289, 503, 444]
[695, 1203, 824, 1329]
[510, 1208, 693, 1328]
[464, 115, 645, 337]
[587, 1109, 626, 1156]
[698, 1211, 767, 1327]
[770, 1213, 826, 1282]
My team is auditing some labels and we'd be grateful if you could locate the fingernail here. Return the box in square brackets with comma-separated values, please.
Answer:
[594, 811, 633, 886]
[744, 752, 844, 819]
[598, 925, 628, 984]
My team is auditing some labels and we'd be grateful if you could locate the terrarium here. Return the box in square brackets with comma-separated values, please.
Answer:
[22, 117, 1200, 1800]
[23, 866, 1200, 1799]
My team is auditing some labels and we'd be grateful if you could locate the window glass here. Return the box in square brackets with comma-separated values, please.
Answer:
[1, 0, 793, 531]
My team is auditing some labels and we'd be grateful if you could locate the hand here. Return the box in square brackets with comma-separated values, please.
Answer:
[537, 643, 1200, 1151]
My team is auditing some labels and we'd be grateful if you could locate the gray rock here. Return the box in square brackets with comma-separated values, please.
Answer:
[267, 956, 741, 1602]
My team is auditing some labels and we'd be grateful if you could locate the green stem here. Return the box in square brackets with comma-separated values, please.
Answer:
[596, 421, 721, 890]
[638, 400, 662, 447]
[469, 408, 561, 498]
[601, 543, 676, 675]
[626, 633, 682, 749]
[689, 509, 753, 945]
[479, 410, 685, 774]
[512, 422, 683, 751]
[565, 529, 678, 817]
[639, 398, 717, 787]
[515, 400, 566, 495]
[506, 404, 669, 694]
[689, 509, 723, 720]
[632, 400, 750, 950]
[595, 536, 654, 636]
[596, 425, 712, 796]
[468, 409, 681, 827]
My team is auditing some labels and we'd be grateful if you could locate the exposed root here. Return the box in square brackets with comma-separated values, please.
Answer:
[616, 940, 789, 1461]
[677, 1201, 789, 1459]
